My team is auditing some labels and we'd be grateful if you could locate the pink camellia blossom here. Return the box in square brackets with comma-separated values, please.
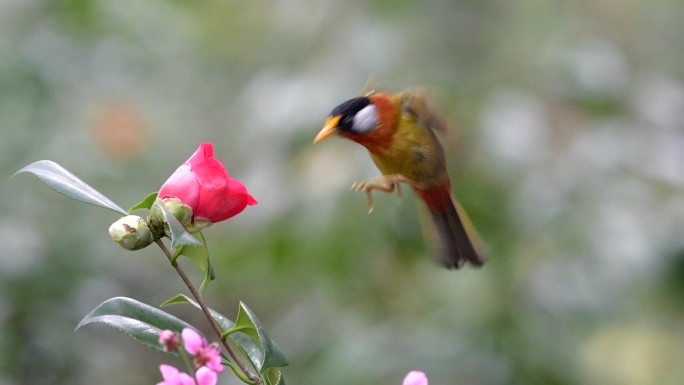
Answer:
[156, 365, 217, 385]
[403, 370, 428, 385]
[181, 328, 224, 373]
[158, 143, 257, 225]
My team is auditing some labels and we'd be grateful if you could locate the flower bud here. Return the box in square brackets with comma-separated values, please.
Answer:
[149, 197, 210, 234]
[160, 197, 193, 227]
[157, 143, 257, 225]
[108, 215, 153, 250]
[159, 330, 180, 352]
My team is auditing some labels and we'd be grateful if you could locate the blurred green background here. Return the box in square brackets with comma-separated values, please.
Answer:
[2, 1, 684, 384]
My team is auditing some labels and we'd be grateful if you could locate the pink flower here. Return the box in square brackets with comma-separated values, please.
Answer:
[181, 328, 204, 355]
[158, 143, 257, 224]
[403, 370, 428, 385]
[159, 330, 180, 352]
[194, 367, 218, 385]
[157, 365, 217, 385]
[181, 328, 224, 373]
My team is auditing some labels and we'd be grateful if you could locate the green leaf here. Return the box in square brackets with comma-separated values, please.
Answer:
[198, 259, 215, 295]
[232, 303, 261, 343]
[266, 368, 285, 385]
[172, 232, 215, 295]
[161, 294, 233, 330]
[76, 296, 195, 355]
[174, 232, 210, 271]
[233, 302, 290, 371]
[13, 160, 128, 215]
[129, 192, 158, 212]
[154, 199, 202, 248]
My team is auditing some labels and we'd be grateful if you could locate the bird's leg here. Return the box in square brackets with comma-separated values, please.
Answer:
[351, 178, 394, 213]
[351, 174, 420, 213]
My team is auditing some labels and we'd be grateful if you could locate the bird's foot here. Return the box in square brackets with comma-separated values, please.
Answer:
[351, 180, 391, 213]
[351, 174, 419, 214]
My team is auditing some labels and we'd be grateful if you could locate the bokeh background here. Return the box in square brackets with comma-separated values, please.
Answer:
[2, 1, 684, 384]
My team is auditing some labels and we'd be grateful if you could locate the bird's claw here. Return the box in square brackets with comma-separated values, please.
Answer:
[351, 174, 417, 213]
[351, 181, 377, 213]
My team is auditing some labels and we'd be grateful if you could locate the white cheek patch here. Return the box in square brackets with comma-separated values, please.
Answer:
[352, 104, 378, 134]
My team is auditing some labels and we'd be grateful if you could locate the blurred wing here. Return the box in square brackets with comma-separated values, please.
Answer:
[400, 87, 450, 132]
[361, 77, 379, 96]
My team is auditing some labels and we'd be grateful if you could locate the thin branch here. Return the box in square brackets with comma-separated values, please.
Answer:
[155, 239, 261, 385]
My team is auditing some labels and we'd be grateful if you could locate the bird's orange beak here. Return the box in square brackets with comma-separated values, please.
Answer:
[314, 115, 341, 143]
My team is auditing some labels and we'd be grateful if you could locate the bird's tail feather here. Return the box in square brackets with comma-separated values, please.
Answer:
[428, 198, 485, 268]
[418, 182, 486, 269]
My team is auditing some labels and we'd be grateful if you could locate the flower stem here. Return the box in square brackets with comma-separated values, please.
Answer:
[155, 239, 261, 385]
[179, 347, 195, 375]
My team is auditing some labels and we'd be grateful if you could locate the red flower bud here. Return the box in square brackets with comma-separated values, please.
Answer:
[158, 143, 257, 224]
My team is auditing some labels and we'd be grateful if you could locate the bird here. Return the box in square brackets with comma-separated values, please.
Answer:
[313, 88, 485, 269]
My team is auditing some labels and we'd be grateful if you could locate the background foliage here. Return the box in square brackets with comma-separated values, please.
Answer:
[2, 1, 684, 384]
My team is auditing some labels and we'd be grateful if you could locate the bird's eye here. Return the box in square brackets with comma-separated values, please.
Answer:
[352, 104, 378, 134]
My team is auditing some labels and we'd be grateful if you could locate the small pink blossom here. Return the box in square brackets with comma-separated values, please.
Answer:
[403, 370, 428, 385]
[156, 365, 196, 385]
[181, 328, 224, 373]
[159, 330, 180, 352]
[156, 365, 217, 385]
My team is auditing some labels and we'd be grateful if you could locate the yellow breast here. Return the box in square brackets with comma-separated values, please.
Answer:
[369, 113, 447, 187]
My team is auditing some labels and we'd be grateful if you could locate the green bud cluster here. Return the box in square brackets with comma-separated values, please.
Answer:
[108, 215, 153, 251]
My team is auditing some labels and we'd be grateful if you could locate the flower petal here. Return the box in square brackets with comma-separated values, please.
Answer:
[194, 177, 256, 222]
[204, 351, 224, 373]
[179, 372, 197, 385]
[158, 143, 255, 225]
[187, 143, 230, 179]
[181, 328, 204, 355]
[403, 370, 428, 385]
[195, 367, 218, 385]
[159, 330, 174, 343]
[158, 164, 200, 209]
[159, 364, 183, 385]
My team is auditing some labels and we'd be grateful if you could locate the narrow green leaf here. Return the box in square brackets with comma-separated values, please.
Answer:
[76, 296, 195, 355]
[160, 294, 190, 308]
[13, 160, 127, 215]
[129, 192, 158, 212]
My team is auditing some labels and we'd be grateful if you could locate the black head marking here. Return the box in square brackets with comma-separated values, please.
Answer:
[330, 97, 371, 133]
